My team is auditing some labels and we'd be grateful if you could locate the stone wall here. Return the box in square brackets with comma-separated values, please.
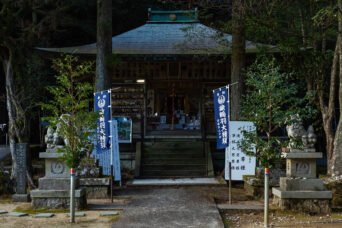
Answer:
[323, 178, 342, 207]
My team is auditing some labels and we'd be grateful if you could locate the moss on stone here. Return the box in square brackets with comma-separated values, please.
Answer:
[14, 205, 69, 214]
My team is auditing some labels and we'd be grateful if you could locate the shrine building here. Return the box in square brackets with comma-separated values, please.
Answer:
[39, 9, 277, 178]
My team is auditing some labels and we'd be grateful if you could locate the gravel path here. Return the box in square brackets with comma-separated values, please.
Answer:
[111, 187, 224, 228]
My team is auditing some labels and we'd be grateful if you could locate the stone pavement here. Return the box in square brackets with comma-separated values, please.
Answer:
[111, 187, 224, 228]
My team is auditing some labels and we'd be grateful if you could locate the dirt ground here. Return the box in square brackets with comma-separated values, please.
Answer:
[222, 209, 342, 228]
[2, 185, 342, 228]
[0, 201, 119, 228]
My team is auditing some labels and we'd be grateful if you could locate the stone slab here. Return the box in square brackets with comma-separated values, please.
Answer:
[80, 178, 110, 186]
[39, 177, 79, 190]
[101, 212, 119, 216]
[88, 204, 123, 210]
[217, 204, 263, 210]
[12, 194, 30, 202]
[30, 187, 86, 198]
[283, 152, 322, 159]
[15, 143, 27, 194]
[39, 152, 61, 159]
[130, 178, 221, 186]
[0, 210, 8, 214]
[35, 213, 54, 218]
[272, 187, 332, 199]
[280, 178, 324, 191]
[8, 212, 28, 217]
[68, 212, 85, 217]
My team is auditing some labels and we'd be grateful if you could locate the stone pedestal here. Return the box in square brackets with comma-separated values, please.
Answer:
[30, 148, 87, 209]
[12, 143, 30, 202]
[272, 149, 332, 214]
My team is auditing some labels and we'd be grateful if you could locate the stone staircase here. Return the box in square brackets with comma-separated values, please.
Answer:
[140, 141, 207, 178]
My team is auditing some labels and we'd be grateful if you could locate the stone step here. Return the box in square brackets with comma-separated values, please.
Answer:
[144, 147, 203, 154]
[143, 142, 202, 149]
[129, 178, 221, 186]
[143, 153, 204, 159]
[142, 158, 205, 165]
[141, 170, 206, 177]
[217, 204, 263, 210]
[142, 164, 206, 171]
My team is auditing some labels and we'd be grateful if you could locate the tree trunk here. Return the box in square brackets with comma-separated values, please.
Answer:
[230, 0, 246, 121]
[4, 54, 17, 180]
[96, 0, 112, 92]
[322, 37, 338, 175]
[330, 0, 342, 176]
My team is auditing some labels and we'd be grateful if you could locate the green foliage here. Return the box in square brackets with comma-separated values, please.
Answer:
[240, 57, 315, 168]
[39, 55, 98, 168]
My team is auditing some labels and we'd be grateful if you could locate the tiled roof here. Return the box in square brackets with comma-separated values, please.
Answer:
[38, 23, 278, 55]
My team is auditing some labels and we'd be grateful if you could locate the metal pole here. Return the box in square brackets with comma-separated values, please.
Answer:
[109, 89, 114, 203]
[111, 164, 113, 203]
[229, 161, 232, 204]
[70, 168, 75, 223]
[264, 168, 269, 228]
[227, 85, 232, 205]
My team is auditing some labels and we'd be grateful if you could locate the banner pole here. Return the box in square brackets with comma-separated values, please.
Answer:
[227, 85, 232, 204]
[109, 89, 114, 203]
[229, 161, 232, 204]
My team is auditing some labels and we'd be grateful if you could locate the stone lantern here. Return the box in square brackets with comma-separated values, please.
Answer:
[272, 124, 332, 214]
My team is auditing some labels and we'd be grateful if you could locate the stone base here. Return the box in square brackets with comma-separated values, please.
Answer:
[244, 177, 278, 199]
[84, 186, 108, 199]
[280, 178, 325, 191]
[272, 187, 332, 199]
[12, 194, 30, 202]
[273, 196, 331, 214]
[272, 187, 332, 214]
[79, 178, 109, 199]
[39, 178, 79, 190]
[30, 187, 87, 209]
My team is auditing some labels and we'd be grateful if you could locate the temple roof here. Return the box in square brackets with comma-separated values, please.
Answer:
[38, 9, 278, 55]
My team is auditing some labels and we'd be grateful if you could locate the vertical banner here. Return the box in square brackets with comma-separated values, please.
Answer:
[111, 119, 121, 182]
[93, 90, 111, 175]
[94, 91, 111, 153]
[225, 121, 256, 180]
[213, 86, 229, 149]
